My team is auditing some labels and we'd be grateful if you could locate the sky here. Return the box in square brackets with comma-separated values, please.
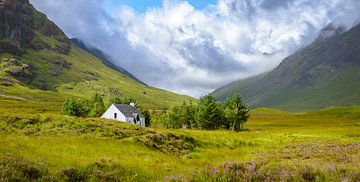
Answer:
[29, 0, 360, 98]
[102, 0, 217, 13]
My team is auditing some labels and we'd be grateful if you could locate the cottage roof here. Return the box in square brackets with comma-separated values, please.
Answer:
[113, 104, 144, 118]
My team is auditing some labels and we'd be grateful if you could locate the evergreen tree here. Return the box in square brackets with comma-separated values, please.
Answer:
[195, 94, 225, 130]
[224, 95, 250, 131]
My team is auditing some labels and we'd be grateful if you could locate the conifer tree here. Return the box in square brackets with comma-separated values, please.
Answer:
[195, 94, 225, 130]
[224, 95, 250, 131]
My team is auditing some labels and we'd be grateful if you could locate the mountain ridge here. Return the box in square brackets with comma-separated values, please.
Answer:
[70, 38, 146, 85]
[213, 22, 360, 111]
[0, 0, 194, 109]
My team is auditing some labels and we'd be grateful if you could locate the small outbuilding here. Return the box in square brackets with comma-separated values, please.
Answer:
[101, 103, 145, 127]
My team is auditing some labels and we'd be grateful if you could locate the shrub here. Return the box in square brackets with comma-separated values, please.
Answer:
[136, 132, 198, 156]
[62, 93, 105, 117]
[0, 155, 150, 182]
[0, 154, 49, 181]
[62, 97, 83, 117]
[59, 167, 87, 182]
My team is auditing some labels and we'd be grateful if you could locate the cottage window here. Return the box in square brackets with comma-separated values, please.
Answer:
[114, 113, 117, 119]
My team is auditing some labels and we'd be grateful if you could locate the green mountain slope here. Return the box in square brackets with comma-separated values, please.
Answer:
[0, 0, 193, 111]
[213, 23, 360, 112]
[70, 38, 146, 85]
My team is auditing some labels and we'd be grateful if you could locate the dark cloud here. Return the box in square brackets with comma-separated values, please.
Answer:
[260, 0, 292, 10]
[177, 35, 247, 74]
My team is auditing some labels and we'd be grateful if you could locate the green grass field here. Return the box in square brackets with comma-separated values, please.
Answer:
[0, 105, 359, 181]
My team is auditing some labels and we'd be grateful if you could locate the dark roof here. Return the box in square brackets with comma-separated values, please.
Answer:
[113, 104, 144, 118]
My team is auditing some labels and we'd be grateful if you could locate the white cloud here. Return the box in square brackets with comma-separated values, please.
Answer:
[30, 0, 360, 97]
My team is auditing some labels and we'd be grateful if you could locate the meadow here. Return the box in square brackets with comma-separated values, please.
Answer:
[0, 100, 359, 181]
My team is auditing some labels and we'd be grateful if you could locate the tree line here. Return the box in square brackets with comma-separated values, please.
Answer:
[61, 94, 151, 126]
[62, 93, 249, 131]
[156, 94, 249, 131]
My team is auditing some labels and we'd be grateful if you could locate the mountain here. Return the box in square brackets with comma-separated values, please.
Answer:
[0, 0, 193, 110]
[213, 23, 360, 112]
[70, 38, 146, 85]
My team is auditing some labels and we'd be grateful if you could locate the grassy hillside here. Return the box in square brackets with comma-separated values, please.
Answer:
[0, 0, 194, 110]
[0, 45, 194, 110]
[0, 106, 359, 181]
[213, 23, 360, 112]
[70, 38, 146, 85]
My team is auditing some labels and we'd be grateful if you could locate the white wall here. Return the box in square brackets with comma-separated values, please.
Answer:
[101, 104, 146, 127]
[101, 104, 126, 122]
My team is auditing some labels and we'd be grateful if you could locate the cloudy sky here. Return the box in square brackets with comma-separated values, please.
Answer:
[30, 0, 360, 97]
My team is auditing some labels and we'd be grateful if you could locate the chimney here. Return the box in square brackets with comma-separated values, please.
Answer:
[130, 103, 135, 107]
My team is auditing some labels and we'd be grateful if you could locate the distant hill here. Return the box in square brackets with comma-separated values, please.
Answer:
[213, 23, 360, 111]
[0, 0, 194, 109]
[70, 38, 146, 85]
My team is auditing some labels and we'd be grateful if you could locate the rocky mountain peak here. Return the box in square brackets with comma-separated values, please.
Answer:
[0, 0, 70, 55]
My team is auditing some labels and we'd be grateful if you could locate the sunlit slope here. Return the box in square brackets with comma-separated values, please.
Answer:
[0, 44, 194, 109]
[0, 0, 194, 110]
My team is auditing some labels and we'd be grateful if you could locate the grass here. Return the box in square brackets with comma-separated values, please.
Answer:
[0, 106, 359, 181]
[0, 38, 195, 110]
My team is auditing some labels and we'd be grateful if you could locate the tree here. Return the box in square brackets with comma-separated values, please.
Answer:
[136, 106, 151, 127]
[61, 93, 106, 117]
[158, 100, 198, 129]
[180, 100, 197, 129]
[141, 109, 151, 127]
[87, 93, 105, 117]
[195, 94, 225, 130]
[62, 97, 82, 116]
[150, 110, 167, 128]
[224, 95, 250, 131]
[110, 97, 139, 107]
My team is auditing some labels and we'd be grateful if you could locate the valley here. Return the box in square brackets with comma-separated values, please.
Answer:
[0, 106, 359, 181]
[0, 0, 359, 181]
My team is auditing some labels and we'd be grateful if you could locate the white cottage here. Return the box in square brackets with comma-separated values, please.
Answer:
[101, 103, 146, 127]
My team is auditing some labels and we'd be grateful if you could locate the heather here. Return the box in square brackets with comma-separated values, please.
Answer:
[0, 106, 359, 181]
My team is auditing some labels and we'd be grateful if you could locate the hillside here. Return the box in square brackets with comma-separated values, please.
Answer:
[213, 23, 360, 111]
[0, 0, 193, 111]
[70, 38, 146, 85]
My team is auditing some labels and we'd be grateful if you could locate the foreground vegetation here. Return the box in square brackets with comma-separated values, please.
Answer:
[0, 105, 359, 181]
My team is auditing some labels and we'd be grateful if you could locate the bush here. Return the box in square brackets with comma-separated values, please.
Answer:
[61, 97, 85, 117]
[0, 154, 50, 181]
[136, 132, 198, 156]
[62, 93, 105, 117]
[0, 155, 150, 182]
[59, 167, 87, 182]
